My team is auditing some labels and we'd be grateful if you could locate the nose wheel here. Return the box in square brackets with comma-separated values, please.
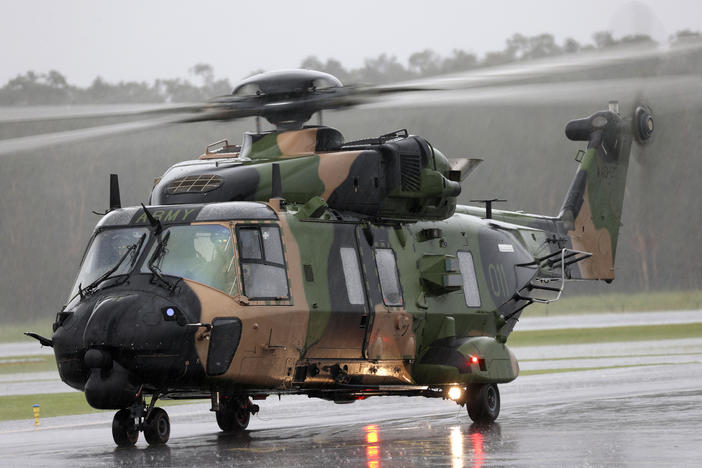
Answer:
[143, 407, 170, 445]
[111, 395, 171, 447]
[112, 408, 139, 447]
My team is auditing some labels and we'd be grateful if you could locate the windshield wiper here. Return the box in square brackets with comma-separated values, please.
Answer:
[130, 233, 147, 267]
[79, 233, 146, 297]
[148, 231, 179, 292]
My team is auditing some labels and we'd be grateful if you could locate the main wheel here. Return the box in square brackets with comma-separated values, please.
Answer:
[112, 408, 139, 447]
[467, 383, 500, 423]
[144, 407, 170, 445]
[216, 397, 251, 432]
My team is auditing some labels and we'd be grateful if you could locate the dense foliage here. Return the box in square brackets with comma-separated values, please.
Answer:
[2, 30, 698, 105]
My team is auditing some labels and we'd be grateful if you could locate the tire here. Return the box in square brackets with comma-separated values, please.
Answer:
[144, 407, 170, 445]
[216, 398, 251, 432]
[467, 383, 500, 423]
[112, 408, 139, 447]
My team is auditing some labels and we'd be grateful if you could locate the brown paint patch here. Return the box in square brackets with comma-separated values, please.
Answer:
[188, 214, 311, 388]
[318, 151, 361, 200]
[365, 304, 416, 361]
[567, 185, 615, 279]
[277, 128, 317, 157]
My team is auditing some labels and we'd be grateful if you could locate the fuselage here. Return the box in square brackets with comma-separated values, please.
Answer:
[52, 199, 539, 407]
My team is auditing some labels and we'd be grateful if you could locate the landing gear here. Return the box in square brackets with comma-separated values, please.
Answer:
[144, 407, 171, 445]
[214, 394, 259, 432]
[111, 395, 171, 446]
[466, 383, 500, 423]
[112, 408, 139, 447]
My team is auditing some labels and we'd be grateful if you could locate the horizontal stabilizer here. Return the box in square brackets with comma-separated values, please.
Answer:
[449, 158, 483, 182]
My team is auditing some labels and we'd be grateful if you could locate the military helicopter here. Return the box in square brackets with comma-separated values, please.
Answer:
[20, 59, 661, 446]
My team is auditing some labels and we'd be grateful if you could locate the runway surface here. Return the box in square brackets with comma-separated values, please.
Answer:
[2, 312, 702, 466]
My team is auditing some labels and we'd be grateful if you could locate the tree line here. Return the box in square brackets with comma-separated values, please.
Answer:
[2, 30, 700, 106]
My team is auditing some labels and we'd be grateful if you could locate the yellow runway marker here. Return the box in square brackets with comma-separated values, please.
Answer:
[32, 404, 40, 426]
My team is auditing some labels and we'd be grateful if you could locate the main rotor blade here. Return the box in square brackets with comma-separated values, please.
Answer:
[364, 75, 702, 113]
[0, 116, 177, 156]
[370, 42, 702, 94]
[0, 103, 203, 124]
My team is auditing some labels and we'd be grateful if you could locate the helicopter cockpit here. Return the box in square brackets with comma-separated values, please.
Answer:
[140, 224, 237, 296]
[68, 227, 149, 301]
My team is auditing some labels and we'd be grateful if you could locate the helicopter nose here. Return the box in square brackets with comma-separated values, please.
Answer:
[83, 293, 193, 351]
[76, 290, 201, 409]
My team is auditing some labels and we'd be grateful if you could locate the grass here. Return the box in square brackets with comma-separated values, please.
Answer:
[1, 319, 53, 344]
[519, 361, 699, 376]
[0, 392, 203, 422]
[508, 322, 702, 347]
[525, 290, 702, 317]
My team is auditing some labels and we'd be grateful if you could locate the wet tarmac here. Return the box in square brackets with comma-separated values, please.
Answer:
[1, 341, 702, 467]
[3, 312, 702, 466]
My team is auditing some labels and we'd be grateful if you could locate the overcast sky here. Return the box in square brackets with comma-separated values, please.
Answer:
[1, 0, 700, 87]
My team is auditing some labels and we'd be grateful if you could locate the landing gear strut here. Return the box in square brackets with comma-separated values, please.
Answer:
[112, 394, 171, 447]
[212, 393, 259, 432]
[466, 383, 500, 423]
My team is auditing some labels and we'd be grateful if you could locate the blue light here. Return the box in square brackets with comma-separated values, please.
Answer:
[166, 308, 175, 317]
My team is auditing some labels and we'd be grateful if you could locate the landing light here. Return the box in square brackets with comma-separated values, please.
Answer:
[448, 386, 463, 401]
[166, 308, 175, 317]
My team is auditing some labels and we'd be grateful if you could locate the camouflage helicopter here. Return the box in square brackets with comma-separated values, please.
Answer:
[23, 66, 657, 447]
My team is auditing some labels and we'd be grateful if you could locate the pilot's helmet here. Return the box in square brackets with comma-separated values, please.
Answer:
[211, 229, 230, 249]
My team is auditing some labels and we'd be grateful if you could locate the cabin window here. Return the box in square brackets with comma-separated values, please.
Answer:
[143, 224, 237, 295]
[374, 248, 403, 306]
[457, 251, 481, 307]
[340, 247, 365, 305]
[236, 225, 289, 300]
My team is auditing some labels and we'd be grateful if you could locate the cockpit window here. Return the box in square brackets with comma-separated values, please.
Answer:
[69, 227, 149, 300]
[143, 224, 237, 295]
[236, 225, 289, 300]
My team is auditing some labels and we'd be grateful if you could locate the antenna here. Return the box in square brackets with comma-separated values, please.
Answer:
[109, 174, 121, 211]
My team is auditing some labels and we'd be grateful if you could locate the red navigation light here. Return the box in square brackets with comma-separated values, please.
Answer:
[470, 355, 479, 364]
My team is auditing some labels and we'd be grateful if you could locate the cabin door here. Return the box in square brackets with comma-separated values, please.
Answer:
[355, 225, 415, 361]
[304, 224, 369, 359]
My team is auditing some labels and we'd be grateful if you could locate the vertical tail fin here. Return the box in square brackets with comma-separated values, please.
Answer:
[558, 105, 652, 280]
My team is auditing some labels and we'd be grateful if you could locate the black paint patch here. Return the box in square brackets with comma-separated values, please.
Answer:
[560, 169, 587, 220]
[327, 150, 384, 215]
[152, 164, 261, 205]
[310, 223, 368, 356]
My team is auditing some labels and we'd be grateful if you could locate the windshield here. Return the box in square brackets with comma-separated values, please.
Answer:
[143, 224, 237, 295]
[69, 227, 149, 300]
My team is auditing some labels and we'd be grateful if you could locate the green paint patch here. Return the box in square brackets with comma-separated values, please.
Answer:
[508, 322, 702, 347]
[0, 355, 56, 374]
[0, 393, 204, 422]
[520, 361, 698, 376]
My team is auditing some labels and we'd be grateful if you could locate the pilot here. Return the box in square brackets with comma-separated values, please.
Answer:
[206, 228, 236, 294]
[160, 229, 205, 280]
